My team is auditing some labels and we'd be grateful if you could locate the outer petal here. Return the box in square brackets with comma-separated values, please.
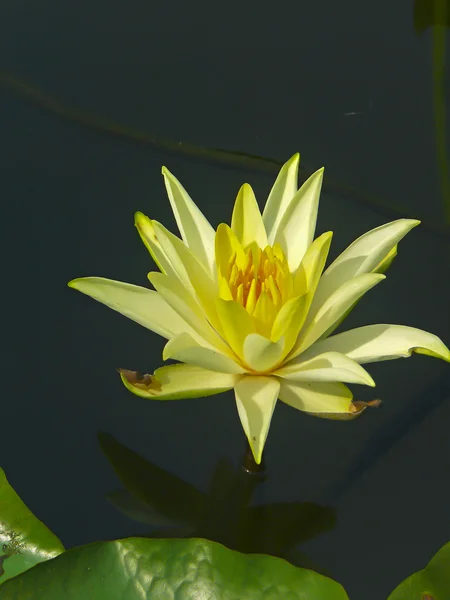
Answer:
[119, 363, 238, 400]
[243, 333, 285, 372]
[231, 183, 268, 249]
[374, 244, 397, 274]
[68, 277, 192, 339]
[299, 324, 450, 365]
[275, 351, 375, 386]
[162, 167, 216, 277]
[163, 333, 245, 374]
[135, 212, 178, 277]
[309, 219, 420, 319]
[274, 168, 324, 271]
[291, 273, 385, 357]
[263, 153, 300, 244]
[234, 375, 280, 464]
[148, 272, 230, 352]
[152, 221, 222, 333]
[278, 380, 354, 415]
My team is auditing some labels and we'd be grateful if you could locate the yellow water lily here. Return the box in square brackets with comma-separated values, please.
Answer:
[69, 154, 450, 464]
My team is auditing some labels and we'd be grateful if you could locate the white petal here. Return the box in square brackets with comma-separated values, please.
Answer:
[263, 153, 300, 244]
[309, 219, 420, 319]
[274, 168, 324, 271]
[292, 273, 385, 357]
[120, 363, 238, 400]
[162, 167, 216, 277]
[299, 324, 450, 365]
[163, 333, 245, 374]
[278, 380, 353, 415]
[234, 376, 280, 464]
[275, 351, 375, 386]
[68, 277, 193, 339]
[243, 333, 285, 372]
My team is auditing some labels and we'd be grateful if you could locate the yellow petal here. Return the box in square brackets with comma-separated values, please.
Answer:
[275, 351, 375, 386]
[68, 277, 192, 340]
[135, 212, 176, 276]
[215, 298, 255, 361]
[292, 273, 385, 358]
[119, 363, 238, 400]
[374, 244, 397, 274]
[252, 291, 276, 337]
[152, 221, 222, 333]
[263, 153, 300, 244]
[215, 223, 246, 278]
[274, 168, 324, 271]
[309, 219, 420, 320]
[234, 375, 280, 464]
[163, 333, 244, 374]
[231, 183, 268, 249]
[271, 294, 308, 357]
[162, 167, 216, 277]
[294, 231, 333, 298]
[242, 333, 285, 372]
[148, 272, 229, 352]
[299, 324, 450, 365]
[278, 380, 353, 415]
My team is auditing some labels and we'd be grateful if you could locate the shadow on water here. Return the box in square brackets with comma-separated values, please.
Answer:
[98, 432, 336, 576]
[322, 371, 450, 505]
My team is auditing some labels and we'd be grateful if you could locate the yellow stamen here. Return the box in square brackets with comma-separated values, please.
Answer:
[216, 225, 295, 320]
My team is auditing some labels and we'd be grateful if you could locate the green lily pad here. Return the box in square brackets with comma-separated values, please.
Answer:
[387, 541, 450, 599]
[0, 468, 64, 585]
[0, 537, 349, 600]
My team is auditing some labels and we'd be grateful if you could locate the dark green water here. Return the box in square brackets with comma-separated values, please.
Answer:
[1, 1, 449, 598]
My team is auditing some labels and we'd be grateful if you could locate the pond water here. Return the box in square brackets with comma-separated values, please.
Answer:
[1, 1, 450, 598]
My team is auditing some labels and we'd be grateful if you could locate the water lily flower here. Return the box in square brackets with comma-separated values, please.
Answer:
[69, 154, 450, 464]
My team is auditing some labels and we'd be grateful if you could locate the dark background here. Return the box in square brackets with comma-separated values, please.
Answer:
[1, 1, 450, 598]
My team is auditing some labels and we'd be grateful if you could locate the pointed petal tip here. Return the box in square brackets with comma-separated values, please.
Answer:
[321, 230, 334, 242]
[67, 277, 90, 290]
[415, 344, 450, 363]
[161, 166, 177, 178]
[134, 210, 148, 226]
[287, 152, 300, 165]
[251, 444, 263, 465]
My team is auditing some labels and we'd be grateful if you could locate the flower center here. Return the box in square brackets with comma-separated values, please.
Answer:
[225, 242, 293, 317]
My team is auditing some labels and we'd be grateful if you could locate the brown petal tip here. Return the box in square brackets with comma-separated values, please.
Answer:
[307, 399, 382, 421]
[118, 368, 162, 393]
[349, 398, 382, 418]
